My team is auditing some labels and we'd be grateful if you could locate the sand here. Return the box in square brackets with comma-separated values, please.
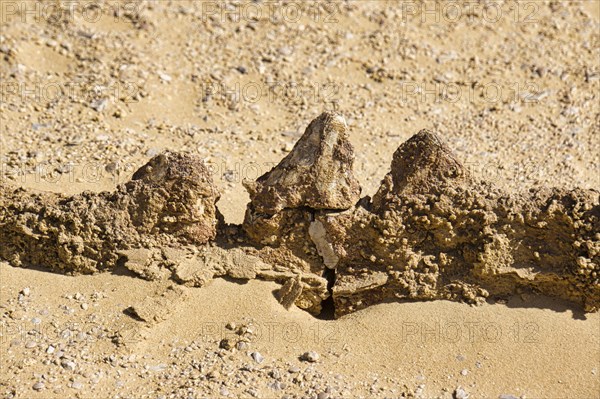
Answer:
[1, 1, 599, 398]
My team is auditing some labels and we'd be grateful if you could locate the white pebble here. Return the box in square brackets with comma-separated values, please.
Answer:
[32, 382, 44, 391]
[250, 352, 264, 364]
[301, 351, 320, 362]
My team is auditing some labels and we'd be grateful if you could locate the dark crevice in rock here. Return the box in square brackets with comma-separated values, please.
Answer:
[316, 267, 337, 320]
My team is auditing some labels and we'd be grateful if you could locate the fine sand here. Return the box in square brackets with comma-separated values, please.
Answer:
[1, 1, 599, 398]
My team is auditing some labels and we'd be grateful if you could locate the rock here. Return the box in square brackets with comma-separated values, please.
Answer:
[454, 387, 469, 399]
[225, 322, 236, 331]
[329, 130, 600, 317]
[172, 257, 216, 287]
[128, 285, 186, 325]
[219, 338, 233, 350]
[241, 112, 361, 315]
[224, 248, 258, 279]
[276, 276, 303, 309]
[371, 129, 469, 209]
[0, 152, 220, 274]
[250, 352, 264, 364]
[118, 248, 169, 281]
[61, 359, 76, 371]
[243, 112, 360, 215]
[32, 382, 44, 391]
[90, 98, 108, 112]
[300, 351, 319, 362]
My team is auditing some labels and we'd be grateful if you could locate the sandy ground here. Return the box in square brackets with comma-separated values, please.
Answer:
[0, 1, 599, 398]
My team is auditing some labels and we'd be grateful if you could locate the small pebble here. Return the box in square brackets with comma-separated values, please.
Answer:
[278, 46, 292, 56]
[219, 339, 233, 350]
[461, 369, 469, 376]
[158, 72, 172, 82]
[250, 352, 264, 364]
[32, 382, 44, 391]
[300, 351, 319, 362]
[90, 98, 108, 112]
[225, 322, 236, 331]
[21, 287, 30, 296]
[61, 359, 76, 371]
[454, 387, 469, 399]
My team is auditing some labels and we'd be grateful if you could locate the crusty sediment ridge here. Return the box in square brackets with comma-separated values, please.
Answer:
[1, 112, 598, 317]
[0, 152, 221, 274]
[323, 130, 600, 316]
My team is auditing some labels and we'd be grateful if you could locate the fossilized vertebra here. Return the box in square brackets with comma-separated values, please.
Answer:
[243, 112, 361, 216]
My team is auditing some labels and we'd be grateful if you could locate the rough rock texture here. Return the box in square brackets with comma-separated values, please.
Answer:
[316, 131, 600, 316]
[1, 117, 598, 318]
[243, 112, 360, 246]
[241, 112, 362, 314]
[0, 152, 220, 274]
[243, 112, 361, 215]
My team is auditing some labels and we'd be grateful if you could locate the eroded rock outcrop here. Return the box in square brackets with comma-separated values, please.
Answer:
[241, 111, 361, 314]
[1, 114, 598, 318]
[0, 152, 220, 274]
[316, 131, 600, 316]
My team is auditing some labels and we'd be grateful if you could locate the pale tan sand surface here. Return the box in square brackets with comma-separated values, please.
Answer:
[1, 1, 599, 398]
